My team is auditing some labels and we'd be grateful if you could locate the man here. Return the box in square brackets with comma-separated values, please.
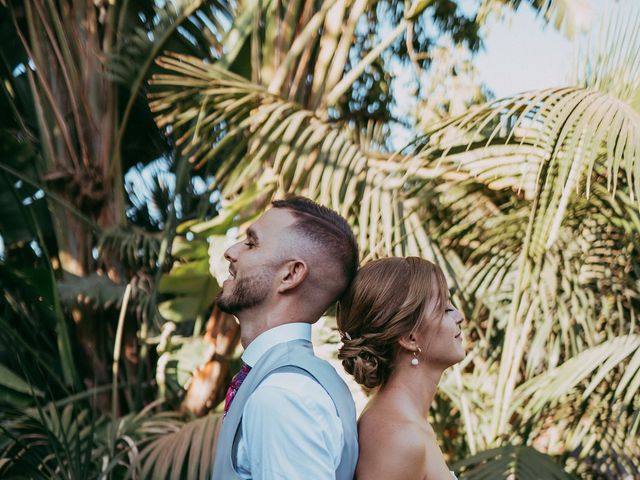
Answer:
[211, 196, 359, 480]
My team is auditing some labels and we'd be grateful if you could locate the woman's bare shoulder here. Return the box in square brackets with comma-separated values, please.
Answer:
[359, 412, 428, 450]
[357, 409, 428, 480]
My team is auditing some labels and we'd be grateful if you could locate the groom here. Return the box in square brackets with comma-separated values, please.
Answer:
[211, 196, 359, 480]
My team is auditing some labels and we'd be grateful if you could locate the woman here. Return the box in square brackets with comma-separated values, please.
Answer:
[337, 257, 465, 480]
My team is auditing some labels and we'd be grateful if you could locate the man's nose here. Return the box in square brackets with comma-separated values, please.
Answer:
[224, 242, 240, 262]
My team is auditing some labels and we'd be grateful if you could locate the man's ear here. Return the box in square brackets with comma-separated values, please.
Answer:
[277, 260, 308, 293]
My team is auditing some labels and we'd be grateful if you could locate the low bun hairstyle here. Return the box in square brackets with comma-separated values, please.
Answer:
[337, 257, 449, 388]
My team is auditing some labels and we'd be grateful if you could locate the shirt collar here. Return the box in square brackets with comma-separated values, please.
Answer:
[241, 322, 312, 367]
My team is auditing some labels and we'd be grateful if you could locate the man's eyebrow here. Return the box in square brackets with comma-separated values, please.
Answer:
[246, 227, 258, 242]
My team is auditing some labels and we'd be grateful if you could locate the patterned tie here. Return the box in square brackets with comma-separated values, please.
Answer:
[223, 362, 252, 417]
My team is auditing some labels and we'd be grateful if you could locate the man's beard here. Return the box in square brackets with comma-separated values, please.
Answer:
[217, 271, 272, 315]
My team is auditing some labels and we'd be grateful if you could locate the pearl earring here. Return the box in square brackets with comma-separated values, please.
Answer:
[411, 348, 421, 366]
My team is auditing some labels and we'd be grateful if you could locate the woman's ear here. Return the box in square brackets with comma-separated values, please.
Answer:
[277, 259, 308, 293]
[398, 333, 419, 352]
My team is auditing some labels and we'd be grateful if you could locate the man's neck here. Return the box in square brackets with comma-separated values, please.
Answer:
[237, 303, 316, 348]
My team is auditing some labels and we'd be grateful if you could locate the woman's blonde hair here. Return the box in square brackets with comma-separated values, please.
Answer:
[337, 257, 449, 388]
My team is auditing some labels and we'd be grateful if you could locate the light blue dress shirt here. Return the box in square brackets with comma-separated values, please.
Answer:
[234, 322, 346, 479]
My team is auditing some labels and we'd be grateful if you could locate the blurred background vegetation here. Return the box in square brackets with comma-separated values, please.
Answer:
[1, 0, 639, 477]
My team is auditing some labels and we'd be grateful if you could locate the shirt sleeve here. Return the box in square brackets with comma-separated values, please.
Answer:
[241, 371, 343, 480]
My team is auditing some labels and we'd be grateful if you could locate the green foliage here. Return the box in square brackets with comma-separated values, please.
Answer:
[0, 397, 208, 479]
[454, 445, 577, 479]
[158, 259, 219, 323]
[149, 0, 640, 476]
[0, 364, 44, 406]
[2, 0, 639, 477]
[0, 402, 104, 478]
[0, 262, 77, 398]
[129, 413, 221, 479]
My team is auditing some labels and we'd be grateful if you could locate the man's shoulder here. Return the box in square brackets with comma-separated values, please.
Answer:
[245, 370, 341, 426]
[259, 339, 340, 381]
[260, 367, 333, 397]
[253, 340, 354, 411]
[256, 340, 338, 399]
[250, 344, 344, 415]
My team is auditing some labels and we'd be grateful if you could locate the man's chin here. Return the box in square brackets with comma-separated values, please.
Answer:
[216, 293, 237, 315]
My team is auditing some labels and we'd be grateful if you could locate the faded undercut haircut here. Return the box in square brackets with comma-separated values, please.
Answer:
[271, 196, 359, 302]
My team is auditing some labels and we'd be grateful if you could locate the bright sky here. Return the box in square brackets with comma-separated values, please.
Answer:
[389, 0, 610, 149]
[474, 4, 574, 97]
[474, 0, 613, 97]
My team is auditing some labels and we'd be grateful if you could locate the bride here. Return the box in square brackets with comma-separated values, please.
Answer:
[337, 257, 465, 480]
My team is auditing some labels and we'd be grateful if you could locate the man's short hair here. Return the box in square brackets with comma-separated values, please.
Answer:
[271, 196, 359, 299]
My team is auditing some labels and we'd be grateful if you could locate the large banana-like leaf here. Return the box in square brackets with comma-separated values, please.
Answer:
[157, 236, 219, 324]
[57, 271, 127, 311]
[156, 337, 212, 399]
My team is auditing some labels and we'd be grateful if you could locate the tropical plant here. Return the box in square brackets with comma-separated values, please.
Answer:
[144, 0, 537, 418]
[3, 0, 635, 477]
[148, 0, 640, 477]
[0, 0, 232, 475]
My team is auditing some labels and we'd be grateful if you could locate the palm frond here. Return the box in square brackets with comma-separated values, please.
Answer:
[0, 402, 103, 478]
[110, 0, 234, 153]
[98, 226, 162, 271]
[0, 363, 44, 407]
[157, 256, 219, 324]
[129, 414, 221, 480]
[571, 0, 640, 107]
[454, 445, 576, 479]
[511, 335, 640, 418]
[418, 87, 640, 246]
[149, 55, 466, 290]
[147, 4, 640, 475]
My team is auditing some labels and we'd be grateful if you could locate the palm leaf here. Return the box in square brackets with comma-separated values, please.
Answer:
[511, 335, 640, 417]
[571, 0, 640, 107]
[57, 272, 127, 310]
[98, 226, 162, 271]
[417, 86, 640, 252]
[110, 0, 234, 156]
[454, 445, 576, 479]
[0, 402, 103, 478]
[130, 414, 221, 480]
[149, 54, 467, 298]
